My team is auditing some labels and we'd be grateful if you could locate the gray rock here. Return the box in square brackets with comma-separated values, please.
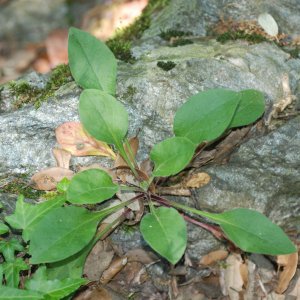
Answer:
[195, 116, 300, 229]
[1, 41, 299, 176]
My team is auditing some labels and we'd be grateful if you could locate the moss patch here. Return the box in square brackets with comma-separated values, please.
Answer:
[1, 174, 44, 200]
[159, 29, 193, 47]
[157, 61, 176, 71]
[216, 30, 268, 44]
[122, 85, 137, 103]
[9, 64, 72, 109]
[106, 0, 170, 62]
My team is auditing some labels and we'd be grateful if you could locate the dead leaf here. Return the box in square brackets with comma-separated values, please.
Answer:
[199, 249, 228, 266]
[30, 167, 73, 190]
[73, 285, 113, 300]
[52, 148, 71, 169]
[220, 254, 245, 299]
[156, 186, 191, 196]
[139, 158, 153, 177]
[100, 257, 128, 284]
[126, 248, 158, 265]
[114, 136, 139, 168]
[84, 240, 115, 281]
[184, 172, 211, 188]
[276, 252, 298, 294]
[56, 122, 116, 159]
[258, 13, 278, 37]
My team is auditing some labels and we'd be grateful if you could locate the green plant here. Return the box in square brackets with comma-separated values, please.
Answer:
[0, 27, 296, 298]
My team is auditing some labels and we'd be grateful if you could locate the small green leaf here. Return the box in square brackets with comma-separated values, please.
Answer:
[26, 266, 86, 300]
[68, 27, 117, 94]
[2, 258, 29, 287]
[140, 207, 187, 264]
[150, 137, 196, 177]
[67, 169, 119, 204]
[199, 208, 297, 255]
[0, 222, 9, 235]
[79, 89, 128, 148]
[56, 177, 71, 193]
[28, 206, 105, 264]
[5, 195, 66, 242]
[0, 287, 43, 299]
[229, 89, 265, 128]
[0, 238, 24, 262]
[173, 89, 240, 144]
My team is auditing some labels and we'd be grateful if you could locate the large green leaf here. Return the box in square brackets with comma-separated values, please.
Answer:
[2, 258, 29, 288]
[79, 89, 128, 148]
[197, 208, 297, 255]
[67, 169, 118, 204]
[150, 137, 196, 177]
[68, 27, 117, 94]
[5, 195, 66, 242]
[173, 89, 241, 144]
[28, 206, 104, 264]
[229, 89, 265, 128]
[140, 207, 187, 264]
[26, 266, 86, 300]
[0, 287, 43, 299]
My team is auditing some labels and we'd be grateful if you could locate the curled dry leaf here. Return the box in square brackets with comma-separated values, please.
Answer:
[184, 172, 211, 188]
[114, 136, 139, 168]
[56, 121, 116, 159]
[221, 254, 246, 299]
[199, 249, 228, 266]
[52, 148, 71, 169]
[258, 13, 278, 37]
[31, 167, 73, 190]
[100, 257, 128, 284]
[276, 252, 298, 294]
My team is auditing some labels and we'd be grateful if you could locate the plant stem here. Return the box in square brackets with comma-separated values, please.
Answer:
[124, 138, 139, 170]
[119, 185, 143, 192]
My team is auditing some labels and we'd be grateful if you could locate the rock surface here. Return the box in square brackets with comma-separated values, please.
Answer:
[1, 1, 300, 261]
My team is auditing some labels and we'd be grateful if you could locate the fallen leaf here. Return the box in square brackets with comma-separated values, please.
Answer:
[156, 186, 191, 196]
[139, 158, 153, 177]
[52, 148, 71, 169]
[56, 122, 116, 159]
[126, 248, 158, 265]
[100, 257, 128, 284]
[114, 136, 139, 168]
[221, 254, 245, 299]
[84, 240, 114, 281]
[184, 172, 211, 188]
[199, 249, 228, 266]
[276, 252, 298, 294]
[258, 13, 278, 37]
[73, 285, 113, 300]
[30, 167, 73, 190]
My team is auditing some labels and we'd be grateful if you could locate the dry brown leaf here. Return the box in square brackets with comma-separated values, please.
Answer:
[276, 252, 298, 294]
[221, 254, 245, 299]
[199, 249, 228, 266]
[56, 122, 116, 159]
[126, 248, 158, 265]
[73, 285, 113, 300]
[30, 167, 73, 190]
[100, 257, 128, 284]
[156, 186, 191, 196]
[84, 240, 115, 281]
[52, 148, 71, 169]
[139, 158, 153, 177]
[114, 136, 139, 168]
[184, 172, 211, 188]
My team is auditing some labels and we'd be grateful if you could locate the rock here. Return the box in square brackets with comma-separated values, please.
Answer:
[142, 0, 300, 39]
[195, 116, 300, 229]
[1, 41, 299, 177]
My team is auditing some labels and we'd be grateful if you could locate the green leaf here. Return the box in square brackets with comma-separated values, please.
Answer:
[79, 89, 128, 148]
[2, 258, 29, 287]
[68, 27, 117, 94]
[28, 206, 105, 264]
[150, 137, 196, 177]
[67, 169, 118, 204]
[0, 238, 24, 262]
[46, 240, 94, 280]
[0, 287, 43, 299]
[26, 266, 86, 300]
[56, 178, 70, 193]
[5, 195, 66, 242]
[229, 89, 265, 128]
[173, 89, 241, 144]
[0, 221, 9, 234]
[198, 208, 297, 255]
[140, 207, 187, 264]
